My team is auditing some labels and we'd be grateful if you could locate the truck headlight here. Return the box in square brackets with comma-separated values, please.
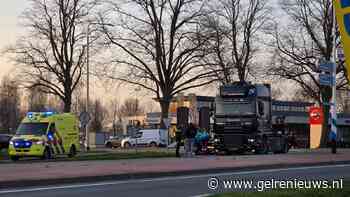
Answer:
[9, 141, 13, 145]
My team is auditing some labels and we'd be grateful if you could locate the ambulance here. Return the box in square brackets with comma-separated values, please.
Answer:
[8, 112, 79, 161]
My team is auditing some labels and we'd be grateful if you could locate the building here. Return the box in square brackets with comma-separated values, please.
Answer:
[272, 100, 350, 147]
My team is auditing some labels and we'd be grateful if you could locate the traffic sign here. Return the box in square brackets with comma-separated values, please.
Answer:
[319, 62, 335, 73]
[309, 107, 323, 125]
[319, 73, 335, 86]
[79, 112, 91, 127]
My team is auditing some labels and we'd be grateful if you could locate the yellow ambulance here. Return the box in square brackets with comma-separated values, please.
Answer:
[8, 112, 79, 161]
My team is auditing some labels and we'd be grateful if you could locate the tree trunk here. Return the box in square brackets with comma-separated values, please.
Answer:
[63, 95, 72, 113]
[159, 100, 170, 129]
[238, 70, 245, 83]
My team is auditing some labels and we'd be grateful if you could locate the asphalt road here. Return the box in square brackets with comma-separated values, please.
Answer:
[0, 164, 349, 197]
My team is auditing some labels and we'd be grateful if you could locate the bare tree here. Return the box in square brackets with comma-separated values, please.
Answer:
[71, 81, 85, 115]
[7, 0, 98, 112]
[202, 0, 270, 83]
[144, 100, 159, 113]
[269, 0, 350, 145]
[271, 85, 283, 100]
[27, 86, 48, 112]
[290, 87, 316, 103]
[0, 77, 21, 133]
[109, 98, 124, 136]
[119, 98, 144, 118]
[100, 0, 218, 127]
[89, 99, 108, 132]
[337, 90, 350, 113]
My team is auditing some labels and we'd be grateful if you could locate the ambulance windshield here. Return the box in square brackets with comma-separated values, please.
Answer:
[16, 123, 49, 136]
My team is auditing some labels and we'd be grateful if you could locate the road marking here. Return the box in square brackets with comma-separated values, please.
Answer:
[190, 194, 211, 197]
[0, 163, 349, 194]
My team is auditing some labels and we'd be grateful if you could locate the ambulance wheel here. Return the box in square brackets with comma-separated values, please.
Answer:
[68, 145, 77, 158]
[10, 156, 19, 161]
[42, 147, 52, 160]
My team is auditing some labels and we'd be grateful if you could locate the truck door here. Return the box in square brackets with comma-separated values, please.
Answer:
[257, 100, 271, 132]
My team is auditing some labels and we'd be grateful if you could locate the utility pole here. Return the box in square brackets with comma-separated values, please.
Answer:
[134, 87, 141, 153]
[85, 22, 113, 151]
[85, 22, 91, 152]
[331, 3, 337, 154]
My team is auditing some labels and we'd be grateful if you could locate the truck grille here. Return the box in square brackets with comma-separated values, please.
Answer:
[222, 135, 245, 148]
[224, 122, 242, 130]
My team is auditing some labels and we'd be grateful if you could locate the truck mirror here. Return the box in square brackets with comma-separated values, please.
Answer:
[258, 101, 264, 116]
[209, 111, 214, 117]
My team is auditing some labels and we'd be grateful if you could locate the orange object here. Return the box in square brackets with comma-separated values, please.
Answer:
[309, 107, 323, 125]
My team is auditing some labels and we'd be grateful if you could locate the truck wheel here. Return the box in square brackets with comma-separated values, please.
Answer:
[256, 140, 268, 154]
[235, 148, 245, 155]
[42, 147, 52, 160]
[68, 145, 77, 158]
[224, 149, 233, 155]
[10, 156, 19, 161]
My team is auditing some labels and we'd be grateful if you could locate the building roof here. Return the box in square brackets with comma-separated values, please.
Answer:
[272, 100, 314, 107]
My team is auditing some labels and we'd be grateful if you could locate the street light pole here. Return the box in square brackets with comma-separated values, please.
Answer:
[85, 23, 91, 151]
[85, 22, 113, 151]
[331, 4, 337, 154]
[134, 87, 141, 153]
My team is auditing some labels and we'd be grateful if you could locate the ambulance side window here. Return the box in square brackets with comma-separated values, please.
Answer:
[49, 124, 56, 133]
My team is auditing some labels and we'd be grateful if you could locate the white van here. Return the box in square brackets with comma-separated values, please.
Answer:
[121, 129, 168, 148]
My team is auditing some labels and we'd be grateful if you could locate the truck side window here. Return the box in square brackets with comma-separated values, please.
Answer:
[258, 101, 265, 116]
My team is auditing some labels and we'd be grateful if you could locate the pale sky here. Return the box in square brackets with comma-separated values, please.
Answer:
[0, 0, 28, 79]
[0, 0, 286, 108]
[0, 0, 220, 105]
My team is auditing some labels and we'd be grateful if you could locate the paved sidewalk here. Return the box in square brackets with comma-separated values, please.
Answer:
[0, 149, 350, 186]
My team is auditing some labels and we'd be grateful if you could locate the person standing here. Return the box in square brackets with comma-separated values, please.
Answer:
[184, 123, 197, 157]
[175, 125, 183, 157]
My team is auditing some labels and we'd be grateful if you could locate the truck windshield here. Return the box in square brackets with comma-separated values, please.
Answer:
[216, 101, 255, 115]
[16, 123, 49, 136]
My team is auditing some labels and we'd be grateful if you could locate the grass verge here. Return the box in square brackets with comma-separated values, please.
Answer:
[0, 148, 175, 163]
[70, 150, 176, 161]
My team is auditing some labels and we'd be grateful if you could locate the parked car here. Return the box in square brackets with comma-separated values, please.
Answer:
[105, 136, 123, 148]
[0, 134, 12, 150]
[121, 129, 168, 148]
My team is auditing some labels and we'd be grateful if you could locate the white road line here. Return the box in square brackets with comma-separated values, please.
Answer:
[0, 164, 349, 194]
[190, 193, 211, 197]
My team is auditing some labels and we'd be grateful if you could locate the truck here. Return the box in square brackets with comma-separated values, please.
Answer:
[8, 112, 79, 161]
[213, 82, 289, 154]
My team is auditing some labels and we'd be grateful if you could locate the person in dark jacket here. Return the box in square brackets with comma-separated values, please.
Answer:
[175, 125, 183, 157]
[184, 123, 197, 157]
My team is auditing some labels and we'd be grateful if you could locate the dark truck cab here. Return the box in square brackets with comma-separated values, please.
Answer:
[213, 82, 288, 154]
